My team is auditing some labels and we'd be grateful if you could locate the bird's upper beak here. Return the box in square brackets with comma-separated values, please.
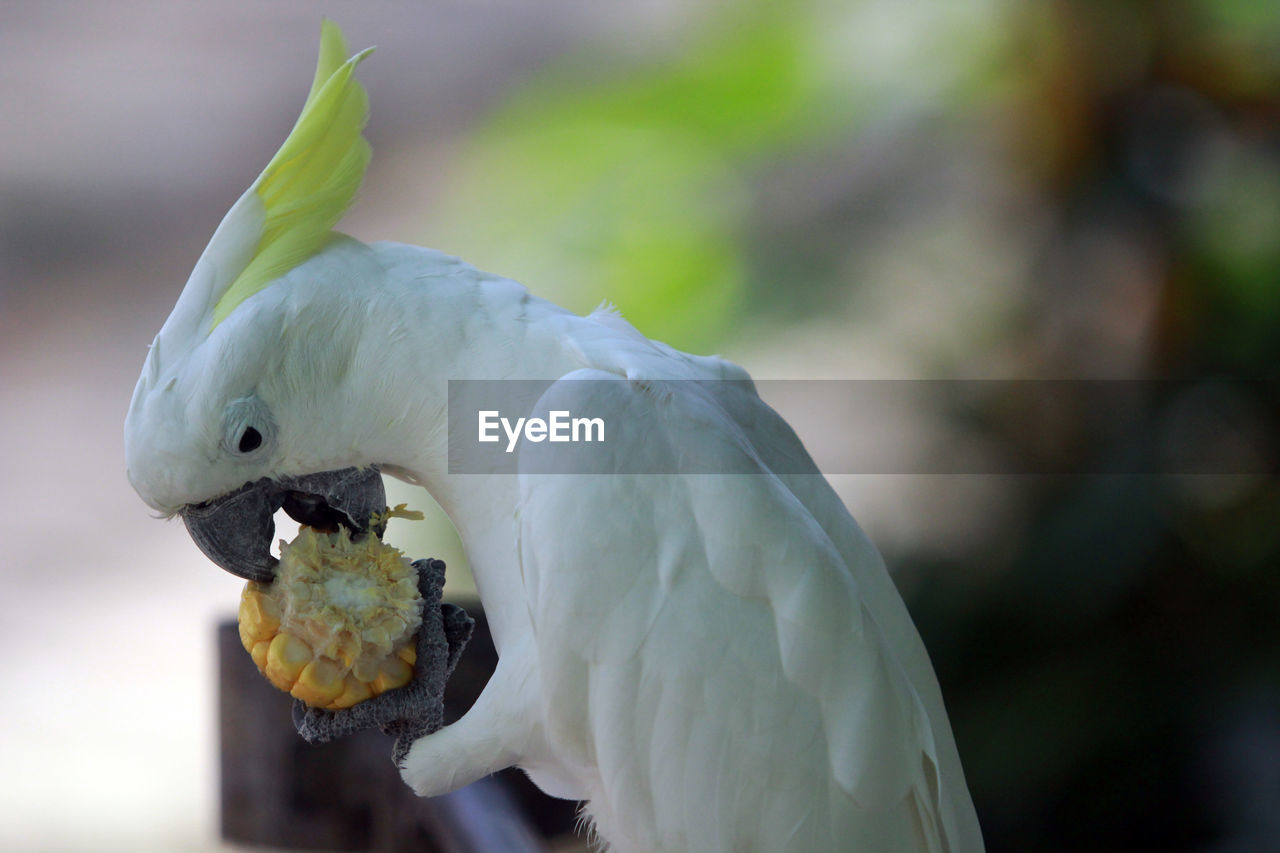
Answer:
[180, 466, 387, 582]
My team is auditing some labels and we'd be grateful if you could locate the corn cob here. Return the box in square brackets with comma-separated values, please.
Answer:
[238, 506, 425, 709]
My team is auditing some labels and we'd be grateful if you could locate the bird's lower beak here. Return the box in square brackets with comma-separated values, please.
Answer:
[180, 466, 386, 582]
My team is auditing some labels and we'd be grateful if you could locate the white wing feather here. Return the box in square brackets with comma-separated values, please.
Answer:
[514, 323, 982, 852]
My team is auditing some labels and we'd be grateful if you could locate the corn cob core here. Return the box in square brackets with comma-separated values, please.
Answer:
[238, 522, 423, 709]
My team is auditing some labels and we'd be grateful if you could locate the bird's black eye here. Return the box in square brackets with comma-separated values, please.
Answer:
[223, 396, 274, 457]
[238, 427, 263, 453]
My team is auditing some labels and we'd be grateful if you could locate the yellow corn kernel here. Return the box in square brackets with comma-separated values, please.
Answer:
[331, 674, 373, 709]
[265, 632, 312, 691]
[371, 655, 413, 695]
[293, 659, 345, 706]
[249, 639, 270, 672]
[241, 589, 280, 637]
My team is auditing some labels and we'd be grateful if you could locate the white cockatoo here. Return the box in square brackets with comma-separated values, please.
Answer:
[125, 22, 984, 853]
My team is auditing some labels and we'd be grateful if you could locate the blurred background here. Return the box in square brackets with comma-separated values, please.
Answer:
[2, 0, 1278, 850]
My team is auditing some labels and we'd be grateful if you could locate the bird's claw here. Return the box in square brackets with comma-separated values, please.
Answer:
[292, 558, 474, 765]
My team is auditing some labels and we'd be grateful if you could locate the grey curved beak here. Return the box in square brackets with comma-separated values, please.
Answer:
[181, 466, 387, 582]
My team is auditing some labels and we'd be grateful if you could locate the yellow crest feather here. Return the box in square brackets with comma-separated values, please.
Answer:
[211, 20, 373, 328]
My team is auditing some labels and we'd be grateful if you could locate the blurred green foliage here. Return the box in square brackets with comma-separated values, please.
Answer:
[428, 4, 842, 351]
[1189, 153, 1280, 363]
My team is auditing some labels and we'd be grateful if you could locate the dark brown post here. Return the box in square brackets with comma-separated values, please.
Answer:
[218, 607, 571, 851]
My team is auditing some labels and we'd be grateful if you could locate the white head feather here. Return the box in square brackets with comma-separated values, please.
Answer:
[125, 21, 374, 513]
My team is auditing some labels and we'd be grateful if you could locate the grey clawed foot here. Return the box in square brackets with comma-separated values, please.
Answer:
[292, 557, 474, 766]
